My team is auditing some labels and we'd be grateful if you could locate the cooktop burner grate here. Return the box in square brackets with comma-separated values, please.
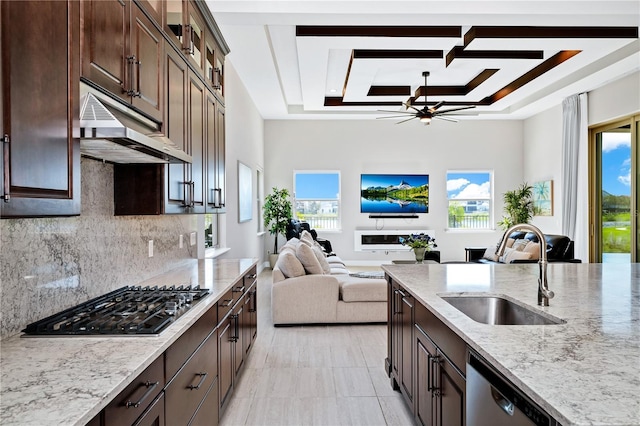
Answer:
[22, 285, 209, 336]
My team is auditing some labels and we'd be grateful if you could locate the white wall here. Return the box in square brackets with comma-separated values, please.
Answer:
[220, 60, 266, 265]
[588, 72, 640, 125]
[264, 119, 524, 263]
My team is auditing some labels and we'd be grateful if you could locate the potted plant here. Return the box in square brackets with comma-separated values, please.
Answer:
[399, 233, 437, 263]
[498, 183, 534, 230]
[263, 187, 293, 268]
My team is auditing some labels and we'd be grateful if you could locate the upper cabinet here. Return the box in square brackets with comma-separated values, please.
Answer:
[0, 0, 81, 218]
[81, 0, 164, 122]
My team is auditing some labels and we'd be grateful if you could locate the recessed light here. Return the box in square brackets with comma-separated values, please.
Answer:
[329, 89, 337, 93]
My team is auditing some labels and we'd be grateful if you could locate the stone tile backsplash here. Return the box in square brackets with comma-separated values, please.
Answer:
[0, 158, 197, 339]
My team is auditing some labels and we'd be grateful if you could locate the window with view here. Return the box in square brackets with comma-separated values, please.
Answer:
[447, 171, 492, 229]
[294, 171, 340, 230]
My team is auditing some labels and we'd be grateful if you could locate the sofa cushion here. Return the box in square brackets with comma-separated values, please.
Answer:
[299, 230, 315, 246]
[311, 244, 332, 274]
[512, 238, 530, 251]
[482, 247, 499, 262]
[500, 247, 533, 263]
[330, 266, 350, 275]
[336, 276, 387, 302]
[276, 250, 305, 278]
[523, 241, 541, 260]
[296, 242, 324, 274]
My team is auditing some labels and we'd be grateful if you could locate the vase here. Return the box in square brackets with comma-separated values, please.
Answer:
[413, 247, 427, 263]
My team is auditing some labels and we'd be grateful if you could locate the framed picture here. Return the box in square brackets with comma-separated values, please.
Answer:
[533, 180, 553, 216]
[238, 161, 252, 223]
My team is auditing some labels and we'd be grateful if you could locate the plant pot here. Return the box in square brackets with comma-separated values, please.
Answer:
[269, 253, 279, 269]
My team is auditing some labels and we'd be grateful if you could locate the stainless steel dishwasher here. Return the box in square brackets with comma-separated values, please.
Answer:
[466, 350, 558, 426]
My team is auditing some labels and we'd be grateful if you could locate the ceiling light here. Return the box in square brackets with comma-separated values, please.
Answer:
[329, 89, 337, 93]
[420, 116, 432, 124]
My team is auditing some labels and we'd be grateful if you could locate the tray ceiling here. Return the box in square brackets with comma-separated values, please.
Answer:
[206, 1, 640, 121]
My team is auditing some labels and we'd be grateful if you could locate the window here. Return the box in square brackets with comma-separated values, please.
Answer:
[294, 171, 340, 230]
[447, 171, 492, 229]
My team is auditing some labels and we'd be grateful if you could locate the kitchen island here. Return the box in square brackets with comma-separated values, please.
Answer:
[382, 262, 640, 426]
[0, 258, 257, 426]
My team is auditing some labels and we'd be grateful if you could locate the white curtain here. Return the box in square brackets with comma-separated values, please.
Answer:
[561, 93, 588, 260]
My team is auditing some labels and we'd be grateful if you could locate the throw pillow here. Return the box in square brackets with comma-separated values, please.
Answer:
[296, 242, 324, 274]
[275, 250, 305, 278]
[311, 244, 332, 274]
[482, 246, 499, 262]
[503, 249, 533, 263]
[523, 241, 541, 260]
[299, 230, 314, 246]
[506, 237, 515, 248]
[512, 238, 530, 251]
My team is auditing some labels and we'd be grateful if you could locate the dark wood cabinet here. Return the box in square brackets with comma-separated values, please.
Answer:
[188, 377, 219, 426]
[165, 329, 217, 425]
[388, 277, 466, 426]
[205, 93, 226, 213]
[132, 393, 165, 426]
[81, 0, 163, 122]
[217, 310, 234, 411]
[243, 279, 258, 357]
[389, 279, 413, 408]
[0, 0, 81, 218]
[104, 356, 165, 426]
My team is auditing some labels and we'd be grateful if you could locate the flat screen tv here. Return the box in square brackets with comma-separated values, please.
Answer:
[360, 174, 429, 214]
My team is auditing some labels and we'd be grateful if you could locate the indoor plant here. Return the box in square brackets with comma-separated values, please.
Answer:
[399, 233, 437, 263]
[263, 187, 293, 267]
[498, 183, 534, 230]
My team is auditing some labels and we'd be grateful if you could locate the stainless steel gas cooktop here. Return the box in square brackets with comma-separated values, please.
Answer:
[22, 285, 209, 337]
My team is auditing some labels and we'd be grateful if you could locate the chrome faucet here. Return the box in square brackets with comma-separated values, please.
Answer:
[496, 224, 555, 306]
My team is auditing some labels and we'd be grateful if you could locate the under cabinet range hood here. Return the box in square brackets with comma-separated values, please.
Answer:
[79, 91, 192, 164]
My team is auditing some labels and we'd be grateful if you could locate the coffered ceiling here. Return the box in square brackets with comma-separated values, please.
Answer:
[205, 1, 640, 121]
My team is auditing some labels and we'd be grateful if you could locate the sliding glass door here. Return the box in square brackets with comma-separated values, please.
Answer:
[590, 115, 639, 263]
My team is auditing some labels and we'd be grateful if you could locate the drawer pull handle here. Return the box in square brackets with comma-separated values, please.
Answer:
[125, 380, 158, 409]
[221, 298, 234, 308]
[187, 372, 208, 390]
[233, 286, 245, 293]
[247, 273, 257, 280]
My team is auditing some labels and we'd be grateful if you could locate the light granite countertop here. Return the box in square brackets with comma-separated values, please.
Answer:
[382, 262, 640, 426]
[0, 258, 258, 426]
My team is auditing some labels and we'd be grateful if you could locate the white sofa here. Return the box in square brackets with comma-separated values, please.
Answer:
[271, 232, 387, 325]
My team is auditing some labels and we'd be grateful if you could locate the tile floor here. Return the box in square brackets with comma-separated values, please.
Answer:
[219, 268, 414, 426]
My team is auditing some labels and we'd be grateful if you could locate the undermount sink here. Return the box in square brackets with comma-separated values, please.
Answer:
[440, 295, 565, 325]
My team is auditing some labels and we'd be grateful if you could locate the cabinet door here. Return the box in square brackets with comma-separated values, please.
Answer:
[214, 103, 226, 211]
[164, 42, 189, 213]
[436, 351, 465, 426]
[390, 281, 402, 389]
[233, 302, 245, 378]
[130, 4, 163, 121]
[1, 0, 80, 217]
[218, 316, 234, 412]
[400, 290, 414, 406]
[205, 93, 218, 212]
[416, 328, 437, 426]
[81, 0, 130, 102]
[185, 2, 205, 72]
[187, 72, 205, 213]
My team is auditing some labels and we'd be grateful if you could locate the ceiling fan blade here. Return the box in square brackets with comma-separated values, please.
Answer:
[434, 115, 458, 123]
[396, 116, 417, 124]
[402, 103, 422, 113]
[377, 110, 415, 115]
[433, 105, 476, 115]
[376, 115, 418, 119]
[430, 101, 445, 112]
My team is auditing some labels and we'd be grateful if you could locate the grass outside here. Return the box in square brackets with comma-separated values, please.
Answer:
[602, 226, 631, 253]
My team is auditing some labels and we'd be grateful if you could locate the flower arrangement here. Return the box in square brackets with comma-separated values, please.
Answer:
[399, 233, 437, 251]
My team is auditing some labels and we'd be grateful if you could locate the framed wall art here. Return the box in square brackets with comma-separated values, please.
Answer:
[238, 161, 252, 223]
[533, 180, 553, 216]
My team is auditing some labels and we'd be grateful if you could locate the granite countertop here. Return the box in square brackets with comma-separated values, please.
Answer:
[382, 262, 640, 426]
[0, 258, 257, 426]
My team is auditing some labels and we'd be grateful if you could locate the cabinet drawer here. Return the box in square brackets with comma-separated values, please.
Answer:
[217, 288, 235, 323]
[415, 302, 466, 375]
[189, 376, 219, 426]
[165, 305, 217, 381]
[104, 356, 164, 426]
[243, 267, 257, 289]
[165, 330, 218, 425]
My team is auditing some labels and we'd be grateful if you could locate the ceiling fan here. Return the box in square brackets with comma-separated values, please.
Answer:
[377, 71, 476, 125]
